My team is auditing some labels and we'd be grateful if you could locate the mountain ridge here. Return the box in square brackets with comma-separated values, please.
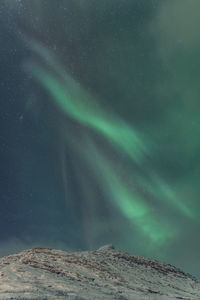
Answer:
[0, 245, 199, 299]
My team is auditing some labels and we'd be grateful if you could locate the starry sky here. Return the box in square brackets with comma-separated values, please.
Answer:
[1, 0, 200, 279]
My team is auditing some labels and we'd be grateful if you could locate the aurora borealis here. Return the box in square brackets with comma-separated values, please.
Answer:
[1, 0, 200, 278]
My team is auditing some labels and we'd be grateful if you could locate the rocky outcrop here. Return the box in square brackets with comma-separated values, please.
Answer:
[0, 245, 199, 299]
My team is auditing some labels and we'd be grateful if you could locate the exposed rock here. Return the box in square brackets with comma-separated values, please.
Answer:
[0, 245, 199, 299]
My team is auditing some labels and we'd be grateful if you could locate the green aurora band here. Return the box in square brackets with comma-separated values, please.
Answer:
[24, 39, 196, 249]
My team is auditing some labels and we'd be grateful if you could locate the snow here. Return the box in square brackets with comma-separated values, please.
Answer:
[0, 245, 199, 299]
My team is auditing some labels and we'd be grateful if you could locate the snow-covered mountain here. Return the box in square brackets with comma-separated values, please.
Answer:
[0, 244, 199, 299]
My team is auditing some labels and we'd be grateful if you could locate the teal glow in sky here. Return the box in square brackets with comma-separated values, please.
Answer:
[2, 0, 200, 280]
[25, 40, 196, 251]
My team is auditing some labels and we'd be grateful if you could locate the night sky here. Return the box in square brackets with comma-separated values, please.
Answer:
[1, 0, 200, 279]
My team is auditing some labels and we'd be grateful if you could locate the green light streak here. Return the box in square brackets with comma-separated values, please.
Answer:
[151, 174, 195, 219]
[24, 40, 147, 163]
[24, 39, 195, 247]
[82, 138, 175, 245]
[137, 172, 195, 219]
